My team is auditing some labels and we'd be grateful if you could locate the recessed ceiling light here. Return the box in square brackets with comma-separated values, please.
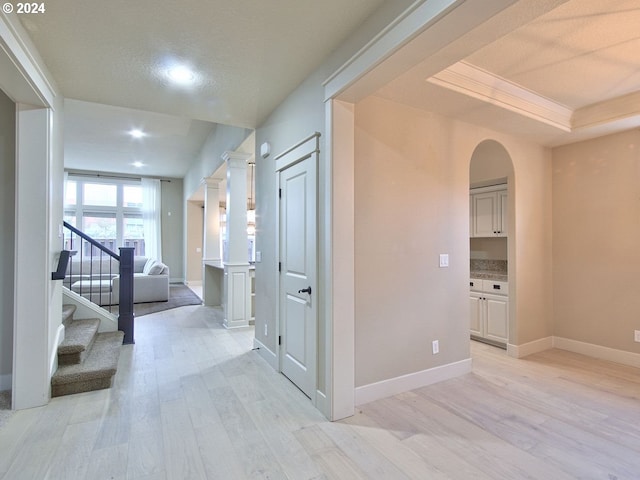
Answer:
[132, 161, 145, 168]
[129, 129, 146, 139]
[167, 66, 196, 85]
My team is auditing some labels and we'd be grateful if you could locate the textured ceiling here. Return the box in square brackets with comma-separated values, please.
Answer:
[19, 0, 385, 129]
[374, 0, 640, 146]
[17, 0, 640, 178]
[466, 0, 640, 110]
[63, 99, 216, 178]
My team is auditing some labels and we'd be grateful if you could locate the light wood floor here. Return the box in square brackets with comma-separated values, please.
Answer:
[1, 306, 639, 479]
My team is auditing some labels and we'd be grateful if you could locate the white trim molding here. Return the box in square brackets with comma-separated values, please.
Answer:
[355, 358, 472, 406]
[253, 337, 278, 370]
[553, 337, 640, 369]
[428, 61, 572, 131]
[507, 336, 553, 358]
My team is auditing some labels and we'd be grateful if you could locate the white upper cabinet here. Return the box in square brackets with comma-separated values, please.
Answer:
[470, 185, 507, 237]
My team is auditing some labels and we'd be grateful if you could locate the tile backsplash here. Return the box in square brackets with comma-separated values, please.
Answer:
[470, 259, 507, 274]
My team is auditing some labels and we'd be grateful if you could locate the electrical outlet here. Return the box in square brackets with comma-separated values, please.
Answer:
[264, 324, 268, 336]
[432, 340, 439, 354]
[634, 330, 640, 343]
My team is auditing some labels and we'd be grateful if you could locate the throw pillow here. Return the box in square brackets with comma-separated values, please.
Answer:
[142, 258, 156, 275]
[148, 262, 167, 275]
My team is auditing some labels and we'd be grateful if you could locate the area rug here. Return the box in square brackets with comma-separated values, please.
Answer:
[134, 284, 202, 317]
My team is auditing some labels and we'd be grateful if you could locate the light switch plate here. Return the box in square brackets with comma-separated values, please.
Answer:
[256, 251, 262, 262]
[439, 254, 449, 268]
[634, 330, 640, 343]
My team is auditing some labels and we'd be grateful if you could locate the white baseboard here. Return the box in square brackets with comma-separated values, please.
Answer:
[507, 336, 553, 358]
[253, 338, 278, 370]
[553, 336, 640, 368]
[315, 390, 329, 419]
[0, 374, 11, 390]
[170, 277, 185, 284]
[355, 358, 472, 406]
[186, 280, 202, 286]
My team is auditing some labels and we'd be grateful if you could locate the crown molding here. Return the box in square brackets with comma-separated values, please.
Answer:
[427, 61, 572, 131]
[427, 60, 640, 137]
[572, 91, 640, 131]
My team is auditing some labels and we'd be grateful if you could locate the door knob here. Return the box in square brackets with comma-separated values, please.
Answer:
[298, 286, 312, 295]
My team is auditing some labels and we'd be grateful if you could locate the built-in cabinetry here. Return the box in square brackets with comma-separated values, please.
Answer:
[470, 279, 508, 346]
[470, 185, 507, 237]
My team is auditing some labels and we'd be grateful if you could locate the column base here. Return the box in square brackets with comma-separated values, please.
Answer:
[223, 263, 252, 329]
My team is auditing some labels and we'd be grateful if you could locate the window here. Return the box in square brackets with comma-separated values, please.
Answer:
[83, 183, 117, 207]
[65, 176, 147, 257]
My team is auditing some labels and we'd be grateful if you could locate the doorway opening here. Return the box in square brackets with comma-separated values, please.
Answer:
[469, 140, 515, 349]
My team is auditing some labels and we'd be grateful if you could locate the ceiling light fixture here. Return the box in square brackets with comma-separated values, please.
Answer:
[132, 161, 145, 168]
[167, 66, 196, 85]
[129, 129, 146, 139]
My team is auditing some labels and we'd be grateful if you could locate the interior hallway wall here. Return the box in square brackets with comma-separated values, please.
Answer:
[353, 95, 552, 387]
[186, 201, 204, 283]
[161, 178, 184, 282]
[552, 129, 640, 354]
[0, 89, 15, 389]
[253, 0, 416, 400]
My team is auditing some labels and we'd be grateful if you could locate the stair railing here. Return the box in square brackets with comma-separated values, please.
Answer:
[63, 221, 135, 344]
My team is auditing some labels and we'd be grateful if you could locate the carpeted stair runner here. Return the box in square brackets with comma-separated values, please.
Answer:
[52, 304, 124, 397]
[57, 318, 100, 365]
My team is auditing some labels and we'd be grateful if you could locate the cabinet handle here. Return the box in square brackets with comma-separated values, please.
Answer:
[493, 285, 501, 290]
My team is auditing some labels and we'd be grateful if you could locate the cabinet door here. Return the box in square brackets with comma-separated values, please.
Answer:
[469, 293, 483, 337]
[485, 294, 508, 343]
[497, 189, 508, 237]
[472, 192, 498, 237]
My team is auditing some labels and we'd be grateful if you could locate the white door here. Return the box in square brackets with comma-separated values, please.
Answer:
[279, 155, 317, 398]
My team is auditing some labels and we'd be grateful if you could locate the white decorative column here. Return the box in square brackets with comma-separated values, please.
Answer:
[202, 177, 224, 306]
[222, 151, 252, 328]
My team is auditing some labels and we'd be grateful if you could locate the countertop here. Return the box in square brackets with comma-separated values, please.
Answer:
[470, 271, 508, 282]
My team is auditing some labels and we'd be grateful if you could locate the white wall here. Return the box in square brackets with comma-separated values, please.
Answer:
[253, 0, 416, 401]
[1, 11, 63, 408]
[552, 129, 640, 353]
[160, 178, 184, 282]
[0, 89, 15, 390]
[353, 95, 553, 384]
[186, 201, 204, 283]
[183, 124, 252, 200]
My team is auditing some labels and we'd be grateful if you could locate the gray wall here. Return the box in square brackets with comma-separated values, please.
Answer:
[183, 124, 252, 200]
[553, 129, 640, 353]
[253, 0, 416, 394]
[0, 89, 15, 387]
[161, 178, 184, 282]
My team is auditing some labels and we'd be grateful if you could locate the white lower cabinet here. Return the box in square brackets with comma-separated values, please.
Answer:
[470, 279, 508, 345]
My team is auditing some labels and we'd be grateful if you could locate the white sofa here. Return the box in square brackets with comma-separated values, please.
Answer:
[68, 256, 170, 305]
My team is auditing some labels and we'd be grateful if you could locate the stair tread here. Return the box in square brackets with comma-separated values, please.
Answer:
[58, 318, 100, 355]
[52, 331, 124, 385]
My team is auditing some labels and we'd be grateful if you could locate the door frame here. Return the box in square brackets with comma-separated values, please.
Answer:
[274, 132, 321, 406]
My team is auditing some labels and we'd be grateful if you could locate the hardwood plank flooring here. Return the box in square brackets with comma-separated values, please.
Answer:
[1, 307, 639, 479]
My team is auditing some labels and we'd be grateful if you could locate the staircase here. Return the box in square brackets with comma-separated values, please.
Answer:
[51, 304, 124, 397]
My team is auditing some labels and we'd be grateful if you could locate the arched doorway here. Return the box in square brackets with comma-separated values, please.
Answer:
[469, 140, 515, 348]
